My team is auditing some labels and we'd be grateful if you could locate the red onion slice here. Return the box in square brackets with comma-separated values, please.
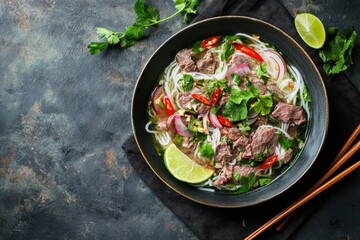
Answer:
[209, 111, 223, 129]
[174, 114, 193, 137]
[151, 85, 165, 113]
[264, 50, 286, 80]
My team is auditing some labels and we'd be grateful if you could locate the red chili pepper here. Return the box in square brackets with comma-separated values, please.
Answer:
[211, 87, 221, 105]
[191, 94, 211, 106]
[217, 115, 232, 127]
[163, 96, 174, 116]
[234, 43, 264, 62]
[259, 155, 279, 170]
[201, 36, 220, 48]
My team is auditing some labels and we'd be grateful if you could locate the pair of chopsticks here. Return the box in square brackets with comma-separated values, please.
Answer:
[245, 124, 360, 240]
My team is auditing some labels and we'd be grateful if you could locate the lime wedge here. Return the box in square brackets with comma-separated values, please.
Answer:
[164, 144, 214, 184]
[294, 13, 326, 49]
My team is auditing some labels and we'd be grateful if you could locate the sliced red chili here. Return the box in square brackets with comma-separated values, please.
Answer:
[217, 115, 232, 127]
[163, 96, 174, 116]
[191, 94, 211, 106]
[201, 36, 220, 48]
[211, 87, 221, 105]
[234, 43, 264, 62]
[259, 155, 279, 170]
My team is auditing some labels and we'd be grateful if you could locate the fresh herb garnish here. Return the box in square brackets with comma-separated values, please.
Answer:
[250, 95, 273, 116]
[179, 74, 194, 91]
[198, 142, 214, 158]
[236, 172, 257, 193]
[318, 27, 357, 75]
[88, 0, 200, 55]
[221, 35, 237, 61]
[259, 175, 273, 187]
[279, 137, 295, 150]
[222, 84, 273, 121]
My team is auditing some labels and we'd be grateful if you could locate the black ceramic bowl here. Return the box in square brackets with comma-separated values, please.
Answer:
[132, 16, 328, 207]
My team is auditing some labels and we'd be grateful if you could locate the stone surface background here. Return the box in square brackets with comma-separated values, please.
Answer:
[0, 0, 359, 239]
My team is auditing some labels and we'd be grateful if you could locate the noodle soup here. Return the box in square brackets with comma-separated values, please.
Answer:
[146, 34, 310, 193]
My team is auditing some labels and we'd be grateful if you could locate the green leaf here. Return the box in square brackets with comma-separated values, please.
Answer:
[259, 175, 273, 187]
[174, 134, 183, 146]
[222, 101, 248, 122]
[232, 171, 240, 182]
[251, 95, 273, 115]
[95, 27, 120, 44]
[237, 172, 257, 193]
[318, 27, 357, 75]
[279, 137, 294, 150]
[232, 74, 242, 85]
[192, 41, 205, 54]
[173, 0, 199, 23]
[179, 74, 194, 91]
[87, 42, 109, 55]
[229, 85, 258, 105]
[198, 142, 214, 158]
[204, 79, 228, 98]
[96, 27, 115, 39]
[120, 24, 145, 48]
[134, 0, 160, 26]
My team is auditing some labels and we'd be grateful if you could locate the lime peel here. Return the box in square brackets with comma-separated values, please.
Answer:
[294, 13, 326, 49]
[164, 144, 214, 184]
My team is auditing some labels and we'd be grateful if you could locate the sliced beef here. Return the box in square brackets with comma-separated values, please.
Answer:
[266, 80, 284, 99]
[250, 77, 267, 95]
[251, 116, 267, 129]
[213, 165, 233, 186]
[215, 142, 233, 162]
[271, 102, 306, 125]
[177, 92, 193, 110]
[176, 49, 198, 72]
[287, 126, 298, 138]
[196, 52, 216, 74]
[251, 128, 280, 157]
[219, 93, 229, 106]
[197, 104, 211, 115]
[281, 149, 293, 164]
[233, 165, 263, 177]
[231, 54, 257, 70]
[233, 135, 249, 150]
[241, 143, 253, 159]
[228, 127, 242, 141]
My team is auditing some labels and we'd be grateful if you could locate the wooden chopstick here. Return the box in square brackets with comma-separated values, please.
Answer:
[276, 124, 360, 230]
[244, 158, 360, 240]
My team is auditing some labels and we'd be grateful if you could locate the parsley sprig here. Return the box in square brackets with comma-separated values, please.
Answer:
[88, 0, 200, 55]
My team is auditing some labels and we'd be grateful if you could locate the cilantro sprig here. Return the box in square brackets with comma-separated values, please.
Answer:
[319, 27, 357, 75]
[88, 0, 200, 55]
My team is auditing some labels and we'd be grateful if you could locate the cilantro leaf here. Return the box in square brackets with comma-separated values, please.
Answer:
[251, 95, 273, 115]
[259, 175, 273, 187]
[173, 0, 199, 23]
[88, 0, 200, 55]
[134, 0, 160, 26]
[236, 172, 257, 193]
[198, 142, 214, 158]
[87, 42, 109, 55]
[319, 27, 357, 75]
[179, 74, 194, 91]
[279, 137, 294, 150]
[192, 41, 205, 54]
[222, 101, 248, 122]
[229, 85, 258, 105]
[120, 24, 145, 48]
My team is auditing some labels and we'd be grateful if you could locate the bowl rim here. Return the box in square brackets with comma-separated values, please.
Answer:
[131, 15, 329, 208]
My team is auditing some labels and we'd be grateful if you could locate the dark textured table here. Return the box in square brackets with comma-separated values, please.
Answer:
[0, 0, 359, 239]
